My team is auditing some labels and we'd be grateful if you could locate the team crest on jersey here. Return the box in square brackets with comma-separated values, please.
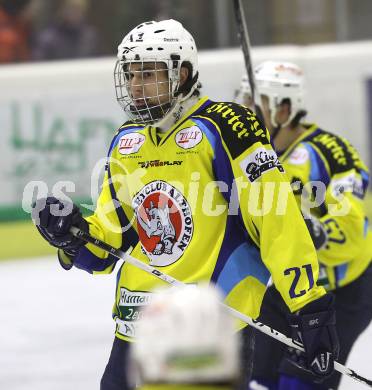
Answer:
[118, 132, 145, 155]
[240, 147, 284, 182]
[132, 180, 194, 266]
[330, 173, 355, 197]
[175, 126, 203, 149]
[288, 147, 309, 165]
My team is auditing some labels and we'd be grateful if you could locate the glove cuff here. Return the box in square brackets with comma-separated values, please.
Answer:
[299, 293, 335, 315]
[298, 309, 336, 332]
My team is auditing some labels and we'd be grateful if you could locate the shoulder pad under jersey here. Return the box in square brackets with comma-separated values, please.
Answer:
[305, 128, 354, 175]
[196, 101, 270, 159]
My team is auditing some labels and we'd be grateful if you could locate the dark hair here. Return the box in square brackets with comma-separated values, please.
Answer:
[175, 61, 200, 97]
[280, 98, 307, 129]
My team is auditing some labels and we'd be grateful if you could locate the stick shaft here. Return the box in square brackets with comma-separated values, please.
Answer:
[232, 0, 256, 104]
[70, 226, 372, 387]
[232, 0, 266, 125]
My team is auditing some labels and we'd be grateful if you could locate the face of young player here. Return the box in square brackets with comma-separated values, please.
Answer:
[260, 95, 291, 133]
[126, 61, 172, 109]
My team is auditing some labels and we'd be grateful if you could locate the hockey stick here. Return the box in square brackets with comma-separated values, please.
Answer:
[232, 0, 265, 125]
[70, 226, 372, 388]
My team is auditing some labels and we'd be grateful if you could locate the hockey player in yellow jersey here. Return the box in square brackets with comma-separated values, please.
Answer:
[237, 61, 372, 390]
[32, 21, 338, 390]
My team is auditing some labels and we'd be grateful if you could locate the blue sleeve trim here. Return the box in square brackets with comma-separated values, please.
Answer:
[193, 114, 268, 293]
[215, 242, 270, 295]
[334, 263, 348, 288]
[364, 217, 369, 237]
[361, 169, 370, 193]
[304, 143, 330, 186]
[193, 118, 217, 159]
[74, 246, 117, 274]
[107, 164, 139, 252]
[192, 116, 235, 204]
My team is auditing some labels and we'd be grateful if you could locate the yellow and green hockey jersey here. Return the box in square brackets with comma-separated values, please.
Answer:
[277, 123, 372, 290]
[62, 97, 326, 340]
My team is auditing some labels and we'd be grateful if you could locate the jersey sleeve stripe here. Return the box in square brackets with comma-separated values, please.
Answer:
[192, 115, 265, 289]
[194, 115, 235, 201]
[73, 246, 118, 274]
[361, 170, 370, 194]
[193, 117, 217, 158]
[304, 142, 331, 185]
[333, 263, 348, 288]
[214, 242, 270, 295]
[107, 164, 139, 252]
[194, 114, 234, 161]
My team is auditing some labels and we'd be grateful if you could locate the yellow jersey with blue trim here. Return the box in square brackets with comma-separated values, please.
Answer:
[277, 123, 372, 290]
[68, 97, 325, 340]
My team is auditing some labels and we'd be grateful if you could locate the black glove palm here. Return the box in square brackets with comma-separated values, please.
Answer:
[32, 197, 88, 254]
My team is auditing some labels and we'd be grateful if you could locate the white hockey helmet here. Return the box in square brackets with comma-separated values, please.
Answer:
[114, 19, 199, 124]
[239, 61, 305, 126]
[256, 61, 305, 126]
[234, 73, 252, 107]
[131, 284, 239, 385]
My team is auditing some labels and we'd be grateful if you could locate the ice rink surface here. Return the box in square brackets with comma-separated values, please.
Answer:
[1, 257, 371, 390]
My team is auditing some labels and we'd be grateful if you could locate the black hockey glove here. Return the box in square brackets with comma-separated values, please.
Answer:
[32, 197, 88, 257]
[286, 293, 339, 380]
[303, 214, 328, 250]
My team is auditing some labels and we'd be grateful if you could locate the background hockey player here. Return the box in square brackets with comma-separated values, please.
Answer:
[31, 20, 338, 390]
[131, 284, 241, 389]
[237, 61, 372, 390]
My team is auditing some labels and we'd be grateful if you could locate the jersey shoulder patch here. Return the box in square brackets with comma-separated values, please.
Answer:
[287, 144, 310, 165]
[108, 122, 146, 157]
[340, 136, 369, 173]
[305, 128, 354, 175]
[196, 101, 270, 159]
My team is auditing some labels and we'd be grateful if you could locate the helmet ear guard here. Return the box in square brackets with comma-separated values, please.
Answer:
[174, 61, 199, 98]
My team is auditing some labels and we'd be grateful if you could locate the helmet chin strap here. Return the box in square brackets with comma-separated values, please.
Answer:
[153, 78, 200, 131]
[154, 94, 199, 132]
[129, 102, 171, 124]
[269, 108, 282, 144]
